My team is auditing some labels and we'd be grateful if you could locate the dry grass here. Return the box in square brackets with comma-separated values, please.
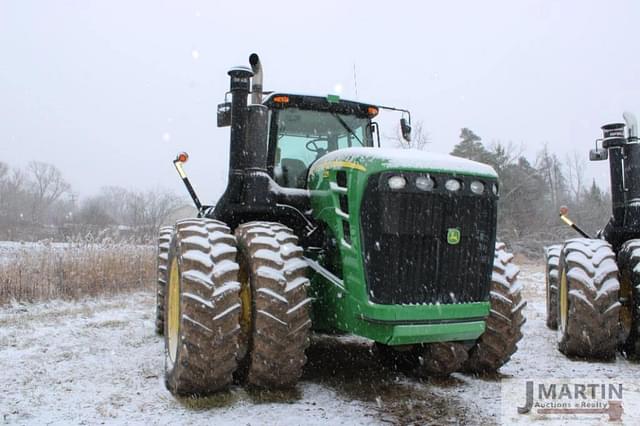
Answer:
[0, 241, 155, 305]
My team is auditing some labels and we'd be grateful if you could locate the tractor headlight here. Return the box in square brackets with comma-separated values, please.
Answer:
[492, 183, 499, 195]
[388, 175, 407, 190]
[470, 180, 484, 194]
[445, 179, 461, 192]
[415, 175, 435, 191]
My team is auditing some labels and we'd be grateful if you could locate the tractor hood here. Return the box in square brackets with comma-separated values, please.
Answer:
[308, 147, 498, 179]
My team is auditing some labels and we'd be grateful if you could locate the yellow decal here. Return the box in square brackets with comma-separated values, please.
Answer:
[321, 160, 366, 172]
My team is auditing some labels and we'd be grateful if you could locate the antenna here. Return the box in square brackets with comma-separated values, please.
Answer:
[353, 63, 358, 99]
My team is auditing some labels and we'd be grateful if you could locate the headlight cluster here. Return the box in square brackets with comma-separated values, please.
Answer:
[444, 179, 461, 192]
[470, 180, 484, 194]
[387, 175, 436, 191]
[386, 174, 495, 195]
[415, 176, 435, 191]
[387, 175, 407, 190]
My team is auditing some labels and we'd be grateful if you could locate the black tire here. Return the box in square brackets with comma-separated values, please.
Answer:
[418, 342, 469, 376]
[373, 342, 412, 370]
[155, 226, 173, 335]
[464, 243, 526, 373]
[557, 238, 620, 359]
[235, 221, 312, 388]
[544, 244, 561, 330]
[374, 342, 468, 377]
[164, 218, 241, 395]
[617, 239, 640, 358]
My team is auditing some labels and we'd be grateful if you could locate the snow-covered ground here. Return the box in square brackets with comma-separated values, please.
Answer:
[1, 263, 639, 425]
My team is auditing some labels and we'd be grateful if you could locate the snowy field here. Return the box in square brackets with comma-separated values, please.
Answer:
[1, 263, 639, 425]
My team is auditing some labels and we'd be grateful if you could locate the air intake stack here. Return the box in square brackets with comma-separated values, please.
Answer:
[599, 113, 640, 247]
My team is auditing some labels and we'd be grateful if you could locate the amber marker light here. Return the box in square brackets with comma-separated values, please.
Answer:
[176, 152, 189, 163]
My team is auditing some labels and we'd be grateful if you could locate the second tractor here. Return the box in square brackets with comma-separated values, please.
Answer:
[545, 113, 640, 359]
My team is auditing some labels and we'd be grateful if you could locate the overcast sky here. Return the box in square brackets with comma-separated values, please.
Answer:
[1, 0, 639, 202]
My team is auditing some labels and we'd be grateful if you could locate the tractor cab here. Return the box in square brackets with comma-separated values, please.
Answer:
[263, 93, 378, 188]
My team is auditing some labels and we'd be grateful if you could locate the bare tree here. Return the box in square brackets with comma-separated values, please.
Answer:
[565, 151, 585, 204]
[27, 161, 70, 222]
[536, 144, 567, 210]
[124, 189, 183, 238]
[0, 165, 29, 229]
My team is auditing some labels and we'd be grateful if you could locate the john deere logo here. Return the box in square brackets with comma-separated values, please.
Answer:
[447, 228, 461, 245]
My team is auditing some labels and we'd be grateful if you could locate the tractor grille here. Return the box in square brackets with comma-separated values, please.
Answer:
[360, 172, 497, 305]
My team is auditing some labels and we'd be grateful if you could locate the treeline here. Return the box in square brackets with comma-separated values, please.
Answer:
[2, 135, 612, 255]
[450, 128, 611, 256]
[0, 161, 184, 242]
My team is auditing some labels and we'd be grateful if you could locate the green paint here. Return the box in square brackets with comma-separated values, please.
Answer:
[447, 228, 461, 245]
[326, 94, 340, 104]
[306, 152, 497, 346]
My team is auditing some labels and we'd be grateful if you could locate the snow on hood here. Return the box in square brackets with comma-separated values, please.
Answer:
[309, 147, 498, 178]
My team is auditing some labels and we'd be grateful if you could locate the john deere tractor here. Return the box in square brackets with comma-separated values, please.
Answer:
[545, 113, 640, 359]
[156, 54, 525, 395]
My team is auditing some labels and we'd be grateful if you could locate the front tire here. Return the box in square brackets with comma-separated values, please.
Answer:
[235, 222, 312, 389]
[155, 226, 173, 335]
[544, 244, 561, 330]
[464, 243, 526, 373]
[164, 218, 241, 395]
[557, 238, 620, 359]
[617, 239, 640, 358]
[374, 342, 469, 377]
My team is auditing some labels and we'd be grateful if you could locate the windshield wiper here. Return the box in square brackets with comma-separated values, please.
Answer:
[331, 113, 362, 146]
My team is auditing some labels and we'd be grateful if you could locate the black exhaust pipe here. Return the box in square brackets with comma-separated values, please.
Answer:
[602, 123, 626, 227]
[249, 53, 263, 104]
[213, 63, 272, 226]
[600, 117, 640, 248]
[212, 55, 313, 238]
[227, 66, 254, 178]
[623, 113, 640, 229]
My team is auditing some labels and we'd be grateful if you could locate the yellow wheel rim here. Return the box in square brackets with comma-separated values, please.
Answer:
[238, 261, 252, 335]
[559, 266, 568, 331]
[167, 257, 180, 363]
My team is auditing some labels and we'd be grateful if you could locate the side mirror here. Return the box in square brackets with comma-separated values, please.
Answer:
[217, 102, 231, 127]
[589, 148, 608, 161]
[400, 118, 412, 142]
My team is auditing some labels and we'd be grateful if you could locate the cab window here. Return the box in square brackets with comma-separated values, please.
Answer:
[273, 107, 371, 188]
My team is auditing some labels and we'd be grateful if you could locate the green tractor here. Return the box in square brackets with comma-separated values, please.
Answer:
[156, 54, 525, 395]
[545, 114, 640, 359]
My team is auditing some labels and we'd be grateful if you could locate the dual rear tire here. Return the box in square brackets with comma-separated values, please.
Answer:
[548, 238, 640, 359]
[160, 219, 311, 395]
[555, 238, 620, 359]
[163, 219, 242, 395]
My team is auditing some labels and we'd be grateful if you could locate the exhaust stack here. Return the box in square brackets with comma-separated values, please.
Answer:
[249, 53, 263, 104]
[622, 113, 640, 228]
[624, 111, 638, 140]
[600, 115, 640, 246]
[602, 123, 626, 227]
[227, 66, 253, 177]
